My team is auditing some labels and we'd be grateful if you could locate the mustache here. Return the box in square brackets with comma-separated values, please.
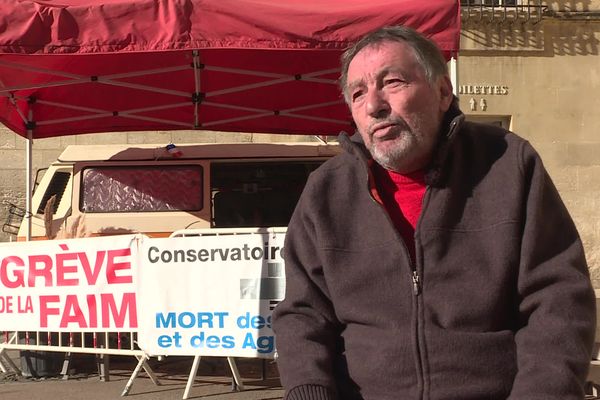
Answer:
[367, 117, 409, 136]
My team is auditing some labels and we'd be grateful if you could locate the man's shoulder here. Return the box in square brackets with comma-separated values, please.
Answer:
[297, 144, 364, 205]
[460, 120, 522, 141]
[455, 120, 530, 156]
[310, 141, 362, 178]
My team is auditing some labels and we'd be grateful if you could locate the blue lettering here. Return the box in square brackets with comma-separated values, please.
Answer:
[155, 312, 176, 328]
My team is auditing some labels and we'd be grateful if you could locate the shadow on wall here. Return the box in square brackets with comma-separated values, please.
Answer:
[461, 0, 600, 57]
[547, 0, 593, 12]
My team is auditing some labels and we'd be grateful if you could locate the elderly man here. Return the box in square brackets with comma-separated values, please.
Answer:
[272, 26, 596, 400]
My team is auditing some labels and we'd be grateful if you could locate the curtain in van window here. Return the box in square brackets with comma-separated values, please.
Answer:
[81, 166, 203, 212]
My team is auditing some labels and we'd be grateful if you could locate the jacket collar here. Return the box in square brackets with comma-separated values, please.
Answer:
[338, 102, 464, 187]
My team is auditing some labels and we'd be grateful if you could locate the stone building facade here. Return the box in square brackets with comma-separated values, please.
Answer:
[2, 1, 600, 288]
[458, 0, 600, 287]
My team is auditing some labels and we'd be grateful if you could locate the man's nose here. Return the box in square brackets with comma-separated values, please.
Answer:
[365, 90, 390, 118]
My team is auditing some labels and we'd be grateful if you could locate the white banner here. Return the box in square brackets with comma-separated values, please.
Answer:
[0, 235, 141, 332]
[136, 231, 285, 358]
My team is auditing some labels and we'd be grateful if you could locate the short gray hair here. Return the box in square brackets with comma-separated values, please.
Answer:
[340, 26, 448, 101]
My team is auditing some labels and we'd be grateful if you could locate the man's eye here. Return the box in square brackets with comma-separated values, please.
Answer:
[384, 78, 403, 86]
[351, 91, 365, 102]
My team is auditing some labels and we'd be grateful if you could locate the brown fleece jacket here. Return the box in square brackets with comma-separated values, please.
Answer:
[272, 111, 596, 400]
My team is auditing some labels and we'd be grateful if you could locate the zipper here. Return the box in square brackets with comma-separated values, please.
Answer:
[360, 152, 424, 297]
[348, 119, 454, 400]
[414, 187, 432, 400]
[412, 186, 432, 298]
[412, 269, 420, 296]
[354, 142, 428, 397]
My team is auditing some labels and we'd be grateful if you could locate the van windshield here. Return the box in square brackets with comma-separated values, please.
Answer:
[211, 160, 324, 228]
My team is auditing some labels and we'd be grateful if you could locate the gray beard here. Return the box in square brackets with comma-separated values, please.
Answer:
[368, 137, 413, 172]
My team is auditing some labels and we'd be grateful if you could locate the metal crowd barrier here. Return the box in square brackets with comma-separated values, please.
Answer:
[0, 330, 159, 395]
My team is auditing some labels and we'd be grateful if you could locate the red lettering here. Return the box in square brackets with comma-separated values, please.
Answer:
[1, 256, 25, 288]
[0, 296, 13, 313]
[39, 295, 61, 328]
[28, 255, 54, 287]
[59, 295, 87, 328]
[18, 296, 33, 313]
[56, 251, 79, 286]
[87, 294, 97, 328]
[106, 249, 132, 284]
[101, 293, 137, 328]
[79, 251, 105, 285]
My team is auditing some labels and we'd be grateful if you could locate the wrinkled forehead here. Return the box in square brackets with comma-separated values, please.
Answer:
[346, 40, 422, 83]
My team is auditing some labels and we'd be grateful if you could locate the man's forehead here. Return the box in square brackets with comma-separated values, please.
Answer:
[349, 41, 416, 69]
[347, 42, 417, 82]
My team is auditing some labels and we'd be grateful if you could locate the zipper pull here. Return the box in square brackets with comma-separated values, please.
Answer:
[412, 270, 420, 296]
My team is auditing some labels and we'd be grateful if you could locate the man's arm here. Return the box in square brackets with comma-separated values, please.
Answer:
[272, 187, 342, 400]
[508, 141, 596, 399]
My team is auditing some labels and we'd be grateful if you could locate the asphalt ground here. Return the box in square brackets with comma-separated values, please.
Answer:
[0, 350, 284, 400]
[4, 349, 600, 400]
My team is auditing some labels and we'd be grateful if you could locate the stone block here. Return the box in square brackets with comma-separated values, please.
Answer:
[577, 167, 600, 191]
[126, 131, 172, 144]
[172, 130, 217, 144]
[213, 131, 252, 143]
[0, 168, 25, 186]
[75, 131, 128, 145]
[0, 148, 27, 166]
[27, 136, 64, 150]
[566, 143, 600, 166]
[60, 135, 78, 147]
[581, 114, 600, 142]
[0, 125, 17, 149]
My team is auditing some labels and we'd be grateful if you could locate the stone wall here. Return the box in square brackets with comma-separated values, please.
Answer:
[460, 9, 600, 287]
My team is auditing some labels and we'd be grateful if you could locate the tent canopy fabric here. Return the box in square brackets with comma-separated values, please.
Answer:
[0, 0, 460, 139]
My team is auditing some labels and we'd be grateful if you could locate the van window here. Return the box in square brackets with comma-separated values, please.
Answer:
[36, 171, 71, 214]
[211, 160, 324, 228]
[80, 166, 203, 213]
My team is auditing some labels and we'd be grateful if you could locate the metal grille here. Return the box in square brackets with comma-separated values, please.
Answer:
[461, 0, 547, 25]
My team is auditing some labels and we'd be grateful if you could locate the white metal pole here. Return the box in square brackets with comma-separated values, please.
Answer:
[450, 55, 458, 96]
[25, 111, 33, 241]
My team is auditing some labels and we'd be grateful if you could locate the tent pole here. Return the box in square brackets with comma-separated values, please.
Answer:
[25, 111, 33, 241]
[192, 50, 201, 129]
[450, 54, 458, 96]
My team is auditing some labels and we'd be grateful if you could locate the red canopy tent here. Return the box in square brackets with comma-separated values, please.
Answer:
[0, 0, 460, 139]
[0, 0, 460, 240]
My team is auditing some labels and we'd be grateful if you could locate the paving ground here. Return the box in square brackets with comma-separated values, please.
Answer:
[0, 350, 284, 400]
[5, 349, 600, 400]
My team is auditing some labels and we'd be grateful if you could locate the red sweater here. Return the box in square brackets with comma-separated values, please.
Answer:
[371, 163, 426, 262]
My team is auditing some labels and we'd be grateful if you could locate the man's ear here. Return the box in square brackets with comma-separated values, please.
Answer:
[437, 75, 454, 113]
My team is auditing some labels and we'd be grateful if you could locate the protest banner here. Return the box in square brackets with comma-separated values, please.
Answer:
[0, 235, 141, 332]
[136, 230, 285, 358]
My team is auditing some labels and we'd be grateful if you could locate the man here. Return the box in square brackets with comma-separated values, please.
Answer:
[272, 26, 596, 400]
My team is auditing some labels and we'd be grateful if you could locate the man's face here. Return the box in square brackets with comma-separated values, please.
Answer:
[345, 40, 453, 173]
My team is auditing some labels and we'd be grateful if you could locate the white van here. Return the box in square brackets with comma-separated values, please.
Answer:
[17, 142, 340, 241]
